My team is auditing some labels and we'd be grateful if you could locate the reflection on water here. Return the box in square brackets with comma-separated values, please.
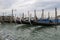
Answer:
[0, 23, 60, 40]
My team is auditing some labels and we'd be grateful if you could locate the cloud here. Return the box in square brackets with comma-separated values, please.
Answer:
[0, 0, 60, 10]
[0, 0, 16, 11]
[0, 0, 60, 17]
[9, 0, 36, 9]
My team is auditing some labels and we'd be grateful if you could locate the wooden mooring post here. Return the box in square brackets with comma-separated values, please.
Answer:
[48, 12, 50, 19]
[28, 11, 32, 25]
[2, 12, 4, 23]
[20, 14, 22, 24]
[55, 8, 58, 23]
[15, 14, 16, 24]
[34, 10, 37, 21]
[10, 9, 14, 23]
[41, 9, 44, 19]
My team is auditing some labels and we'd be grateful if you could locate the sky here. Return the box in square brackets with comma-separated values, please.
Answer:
[0, 0, 60, 17]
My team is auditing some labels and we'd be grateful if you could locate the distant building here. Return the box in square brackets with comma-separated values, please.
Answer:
[57, 15, 60, 19]
[0, 16, 14, 22]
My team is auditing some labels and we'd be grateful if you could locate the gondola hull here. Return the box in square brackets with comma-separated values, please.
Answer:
[21, 20, 30, 24]
[30, 20, 60, 26]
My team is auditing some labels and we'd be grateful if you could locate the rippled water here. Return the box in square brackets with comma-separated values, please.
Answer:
[0, 23, 60, 40]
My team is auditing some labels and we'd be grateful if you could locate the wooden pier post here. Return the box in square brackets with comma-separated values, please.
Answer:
[30, 14, 32, 25]
[22, 13, 24, 20]
[28, 11, 32, 25]
[41, 9, 44, 19]
[2, 12, 4, 23]
[48, 12, 50, 24]
[34, 10, 37, 21]
[48, 12, 50, 19]
[12, 9, 14, 23]
[10, 9, 14, 23]
[55, 8, 58, 23]
[15, 14, 16, 24]
[20, 14, 22, 24]
[28, 11, 30, 21]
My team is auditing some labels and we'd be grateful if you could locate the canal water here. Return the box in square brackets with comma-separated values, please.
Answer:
[0, 23, 60, 40]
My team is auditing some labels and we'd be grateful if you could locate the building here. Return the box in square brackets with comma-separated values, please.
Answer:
[0, 16, 15, 23]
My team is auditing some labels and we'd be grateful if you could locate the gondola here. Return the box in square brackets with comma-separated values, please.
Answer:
[21, 19, 31, 24]
[30, 8, 59, 26]
[30, 19, 59, 26]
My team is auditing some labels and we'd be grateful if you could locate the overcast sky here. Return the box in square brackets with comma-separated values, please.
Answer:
[0, 0, 60, 17]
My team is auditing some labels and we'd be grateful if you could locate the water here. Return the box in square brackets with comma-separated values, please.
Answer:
[0, 23, 60, 40]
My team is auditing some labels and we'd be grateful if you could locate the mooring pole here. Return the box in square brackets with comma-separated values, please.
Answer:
[12, 9, 14, 22]
[41, 9, 44, 19]
[10, 9, 14, 23]
[22, 13, 24, 21]
[48, 12, 50, 19]
[54, 8, 58, 30]
[20, 14, 22, 24]
[28, 11, 32, 25]
[28, 11, 30, 21]
[3, 12, 4, 23]
[21, 13, 24, 23]
[55, 8, 58, 23]
[15, 14, 16, 24]
[34, 10, 37, 21]
[48, 12, 50, 24]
